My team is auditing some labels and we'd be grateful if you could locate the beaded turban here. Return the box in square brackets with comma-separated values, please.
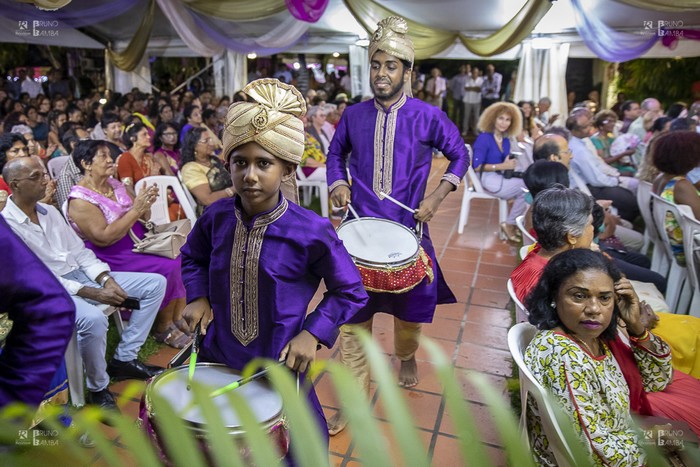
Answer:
[368, 16, 414, 66]
[223, 78, 306, 202]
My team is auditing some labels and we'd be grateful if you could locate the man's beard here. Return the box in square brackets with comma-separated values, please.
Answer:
[371, 79, 404, 102]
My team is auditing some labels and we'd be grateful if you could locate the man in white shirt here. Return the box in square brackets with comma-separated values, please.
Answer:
[481, 64, 502, 109]
[462, 67, 483, 136]
[424, 67, 446, 109]
[566, 110, 639, 222]
[18, 69, 42, 99]
[1, 157, 167, 412]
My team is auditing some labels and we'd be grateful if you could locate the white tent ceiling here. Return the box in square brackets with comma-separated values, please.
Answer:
[3, 0, 700, 59]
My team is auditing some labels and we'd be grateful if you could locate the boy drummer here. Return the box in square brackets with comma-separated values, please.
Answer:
[179, 79, 368, 454]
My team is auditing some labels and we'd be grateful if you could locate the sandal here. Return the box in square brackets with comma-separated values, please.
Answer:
[153, 324, 192, 349]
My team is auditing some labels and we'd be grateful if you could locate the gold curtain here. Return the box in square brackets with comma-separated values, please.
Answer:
[182, 0, 287, 22]
[612, 0, 700, 12]
[344, 0, 553, 59]
[107, 0, 156, 72]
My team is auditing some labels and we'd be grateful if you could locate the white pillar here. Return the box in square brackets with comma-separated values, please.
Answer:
[349, 45, 370, 99]
[111, 52, 153, 94]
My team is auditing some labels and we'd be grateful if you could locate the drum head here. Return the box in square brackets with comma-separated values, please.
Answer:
[337, 218, 419, 264]
[148, 364, 282, 428]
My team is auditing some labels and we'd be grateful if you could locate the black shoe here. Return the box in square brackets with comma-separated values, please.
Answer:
[107, 358, 165, 381]
[86, 388, 119, 412]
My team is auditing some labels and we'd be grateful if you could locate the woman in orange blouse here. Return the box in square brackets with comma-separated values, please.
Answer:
[116, 122, 160, 188]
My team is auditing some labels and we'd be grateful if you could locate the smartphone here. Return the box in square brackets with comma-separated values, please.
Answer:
[120, 297, 141, 310]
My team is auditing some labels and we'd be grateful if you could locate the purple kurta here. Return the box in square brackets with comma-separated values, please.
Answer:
[67, 180, 186, 308]
[0, 217, 75, 408]
[180, 195, 368, 444]
[326, 95, 470, 323]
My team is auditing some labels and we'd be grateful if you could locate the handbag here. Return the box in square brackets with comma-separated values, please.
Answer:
[128, 219, 191, 259]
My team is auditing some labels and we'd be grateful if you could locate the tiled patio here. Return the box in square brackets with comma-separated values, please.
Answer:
[99, 156, 521, 466]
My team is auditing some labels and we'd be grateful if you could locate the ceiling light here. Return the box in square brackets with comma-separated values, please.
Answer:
[332, 52, 340, 58]
[247, 52, 257, 59]
[293, 62, 301, 70]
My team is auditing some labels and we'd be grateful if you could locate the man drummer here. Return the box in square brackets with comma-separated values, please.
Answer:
[326, 16, 470, 435]
[179, 78, 368, 456]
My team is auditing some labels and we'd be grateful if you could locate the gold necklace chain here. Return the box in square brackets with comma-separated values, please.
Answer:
[86, 177, 115, 198]
[570, 334, 601, 357]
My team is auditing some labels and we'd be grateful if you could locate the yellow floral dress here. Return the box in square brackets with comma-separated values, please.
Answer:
[524, 330, 672, 467]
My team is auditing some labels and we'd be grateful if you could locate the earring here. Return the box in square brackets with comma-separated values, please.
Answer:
[194, 150, 198, 156]
[550, 301, 556, 309]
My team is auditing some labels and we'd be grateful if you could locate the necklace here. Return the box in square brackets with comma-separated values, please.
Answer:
[85, 178, 115, 198]
[570, 334, 601, 357]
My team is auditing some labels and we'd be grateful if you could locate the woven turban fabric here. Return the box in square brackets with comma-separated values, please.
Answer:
[368, 16, 415, 66]
[223, 78, 307, 203]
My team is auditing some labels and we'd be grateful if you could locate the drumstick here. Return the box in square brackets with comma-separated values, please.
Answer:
[346, 202, 361, 220]
[208, 362, 285, 398]
[186, 321, 202, 391]
[379, 191, 417, 214]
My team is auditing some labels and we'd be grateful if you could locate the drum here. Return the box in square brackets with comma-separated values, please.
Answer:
[336, 217, 434, 293]
[139, 363, 289, 464]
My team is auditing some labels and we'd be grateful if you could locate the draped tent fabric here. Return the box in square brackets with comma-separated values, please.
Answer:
[190, 12, 309, 55]
[570, 0, 658, 63]
[106, 0, 156, 71]
[285, 0, 329, 23]
[181, 0, 287, 22]
[0, 0, 141, 27]
[343, 0, 553, 59]
[156, 0, 224, 57]
[612, 0, 700, 13]
[348, 44, 371, 98]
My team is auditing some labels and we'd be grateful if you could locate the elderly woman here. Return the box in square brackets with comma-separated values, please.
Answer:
[524, 248, 673, 466]
[66, 140, 190, 349]
[473, 101, 527, 242]
[306, 105, 333, 154]
[651, 131, 700, 266]
[511, 185, 594, 302]
[179, 127, 234, 215]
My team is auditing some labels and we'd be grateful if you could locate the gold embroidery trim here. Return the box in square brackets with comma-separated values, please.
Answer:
[372, 94, 407, 199]
[230, 198, 288, 346]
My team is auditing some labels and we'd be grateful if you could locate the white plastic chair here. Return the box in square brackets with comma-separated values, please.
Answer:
[176, 170, 199, 216]
[507, 278, 528, 323]
[65, 306, 124, 407]
[519, 244, 532, 261]
[296, 166, 329, 217]
[135, 176, 198, 226]
[680, 211, 700, 318]
[515, 215, 536, 246]
[47, 155, 69, 179]
[507, 323, 577, 467]
[650, 193, 692, 312]
[457, 165, 508, 238]
[638, 181, 667, 273]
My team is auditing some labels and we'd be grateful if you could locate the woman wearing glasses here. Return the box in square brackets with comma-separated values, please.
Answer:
[152, 123, 180, 176]
[179, 127, 234, 216]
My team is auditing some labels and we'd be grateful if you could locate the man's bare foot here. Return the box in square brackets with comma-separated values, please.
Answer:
[327, 411, 347, 436]
[398, 357, 418, 388]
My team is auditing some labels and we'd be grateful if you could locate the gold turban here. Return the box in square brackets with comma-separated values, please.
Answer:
[368, 16, 414, 66]
[222, 78, 307, 203]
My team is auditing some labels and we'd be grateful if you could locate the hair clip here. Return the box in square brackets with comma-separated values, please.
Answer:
[125, 123, 136, 133]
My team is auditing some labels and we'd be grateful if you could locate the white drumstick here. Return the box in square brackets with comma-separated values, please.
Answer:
[346, 202, 361, 220]
[379, 191, 416, 214]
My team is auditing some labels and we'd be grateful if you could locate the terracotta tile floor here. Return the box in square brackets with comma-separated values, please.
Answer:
[92, 157, 520, 466]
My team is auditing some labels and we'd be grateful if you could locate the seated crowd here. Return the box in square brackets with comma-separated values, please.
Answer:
[1, 67, 700, 464]
[505, 95, 700, 464]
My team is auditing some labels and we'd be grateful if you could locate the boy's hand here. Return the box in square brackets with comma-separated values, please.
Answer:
[180, 297, 213, 335]
[279, 330, 318, 373]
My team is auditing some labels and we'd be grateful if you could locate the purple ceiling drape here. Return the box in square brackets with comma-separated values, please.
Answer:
[0, 0, 141, 28]
[285, 0, 329, 23]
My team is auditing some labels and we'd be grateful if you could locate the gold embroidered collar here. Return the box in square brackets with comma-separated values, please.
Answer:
[229, 196, 288, 345]
[372, 94, 407, 199]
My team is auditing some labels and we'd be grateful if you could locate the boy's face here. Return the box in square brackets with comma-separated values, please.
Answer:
[228, 141, 293, 217]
